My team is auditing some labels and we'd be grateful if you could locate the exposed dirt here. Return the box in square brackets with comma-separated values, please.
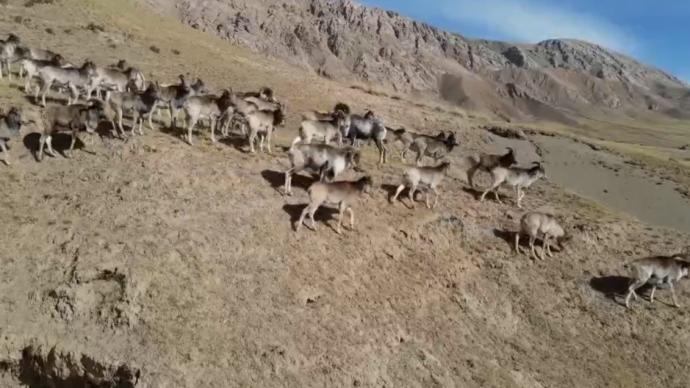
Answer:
[1, 1, 690, 387]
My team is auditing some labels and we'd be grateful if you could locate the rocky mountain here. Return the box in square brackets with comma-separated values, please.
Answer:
[140, 0, 690, 122]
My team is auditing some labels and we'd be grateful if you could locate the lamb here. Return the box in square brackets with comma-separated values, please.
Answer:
[514, 212, 569, 261]
[391, 162, 450, 209]
[291, 110, 348, 147]
[0, 107, 22, 165]
[346, 110, 388, 164]
[36, 60, 98, 107]
[296, 176, 373, 234]
[624, 256, 690, 309]
[480, 162, 546, 208]
[105, 82, 160, 138]
[246, 105, 285, 154]
[465, 147, 518, 188]
[284, 143, 360, 196]
[37, 101, 105, 161]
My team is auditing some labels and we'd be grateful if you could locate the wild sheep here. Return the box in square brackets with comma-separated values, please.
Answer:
[514, 212, 569, 261]
[346, 111, 388, 164]
[624, 256, 690, 309]
[243, 95, 281, 113]
[0, 34, 21, 80]
[0, 107, 22, 165]
[291, 110, 348, 147]
[36, 60, 98, 107]
[37, 101, 105, 161]
[404, 131, 458, 166]
[106, 82, 160, 137]
[284, 143, 360, 196]
[219, 91, 263, 137]
[18, 55, 67, 94]
[157, 76, 207, 128]
[388, 128, 458, 165]
[480, 162, 546, 208]
[391, 162, 450, 209]
[465, 147, 517, 188]
[296, 176, 373, 234]
[89, 64, 144, 100]
[182, 90, 233, 145]
[246, 105, 285, 154]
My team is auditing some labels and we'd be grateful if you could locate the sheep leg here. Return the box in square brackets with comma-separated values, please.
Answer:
[284, 169, 294, 196]
[540, 236, 549, 260]
[210, 117, 217, 143]
[408, 184, 417, 208]
[187, 117, 198, 146]
[248, 132, 257, 153]
[480, 179, 502, 203]
[517, 187, 526, 209]
[514, 233, 522, 254]
[66, 132, 77, 157]
[649, 286, 656, 304]
[147, 108, 155, 131]
[296, 204, 312, 232]
[431, 187, 440, 209]
[40, 81, 50, 107]
[138, 116, 145, 136]
[670, 282, 681, 308]
[625, 278, 648, 308]
[266, 130, 273, 154]
[309, 205, 319, 231]
[336, 202, 346, 234]
[346, 206, 355, 231]
[391, 184, 405, 204]
[375, 138, 386, 164]
[529, 235, 538, 261]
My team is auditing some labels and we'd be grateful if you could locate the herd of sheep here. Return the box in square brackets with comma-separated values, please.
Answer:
[0, 33, 687, 310]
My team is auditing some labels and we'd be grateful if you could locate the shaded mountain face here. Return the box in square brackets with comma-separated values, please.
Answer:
[141, 0, 690, 122]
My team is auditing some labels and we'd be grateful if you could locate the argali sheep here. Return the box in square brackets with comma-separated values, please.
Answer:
[37, 101, 105, 161]
[0, 34, 21, 80]
[406, 131, 458, 166]
[301, 102, 351, 122]
[465, 147, 518, 188]
[182, 90, 233, 145]
[514, 212, 569, 261]
[157, 76, 208, 128]
[284, 143, 360, 196]
[296, 176, 373, 234]
[480, 162, 546, 208]
[624, 256, 690, 309]
[291, 110, 348, 147]
[388, 127, 446, 161]
[391, 162, 451, 209]
[36, 60, 98, 107]
[346, 111, 388, 164]
[18, 55, 68, 94]
[105, 82, 160, 138]
[0, 107, 22, 165]
[246, 105, 285, 154]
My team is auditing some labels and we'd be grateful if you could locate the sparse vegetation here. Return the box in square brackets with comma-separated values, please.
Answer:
[149, 45, 160, 54]
[24, 0, 54, 7]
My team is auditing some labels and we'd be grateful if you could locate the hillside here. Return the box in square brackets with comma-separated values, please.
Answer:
[140, 0, 690, 123]
[0, 0, 689, 387]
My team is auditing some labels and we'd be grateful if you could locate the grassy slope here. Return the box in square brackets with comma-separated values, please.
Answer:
[0, 1, 689, 387]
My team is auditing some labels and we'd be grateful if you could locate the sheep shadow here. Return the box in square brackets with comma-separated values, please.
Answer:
[282, 204, 340, 232]
[22, 132, 85, 161]
[23, 94, 64, 107]
[219, 134, 249, 153]
[381, 184, 400, 201]
[261, 170, 314, 194]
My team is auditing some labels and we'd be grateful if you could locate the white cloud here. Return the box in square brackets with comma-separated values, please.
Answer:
[438, 0, 636, 53]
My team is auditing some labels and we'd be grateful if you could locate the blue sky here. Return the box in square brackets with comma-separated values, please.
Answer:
[361, 0, 690, 83]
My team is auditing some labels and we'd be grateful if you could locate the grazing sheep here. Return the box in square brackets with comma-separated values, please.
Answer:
[480, 162, 546, 208]
[38, 101, 105, 161]
[514, 212, 569, 261]
[284, 143, 360, 196]
[465, 147, 517, 188]
[0, 107, 22, 165]
[246, 105, 285, 154]
[624, 256, 690, 309]
[391, 162, 450, 209]
[296, 176, 373, 234]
